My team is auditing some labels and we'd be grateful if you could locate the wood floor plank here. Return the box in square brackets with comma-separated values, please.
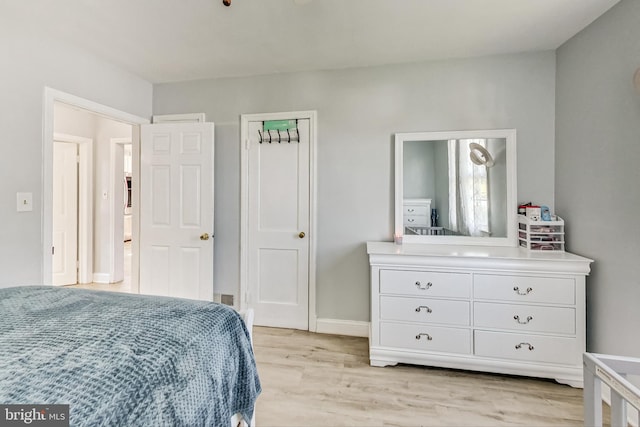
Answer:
[252, 326, 608, 426]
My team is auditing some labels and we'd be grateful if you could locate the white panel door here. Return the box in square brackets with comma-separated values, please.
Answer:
[52, 141, 78, 286]
[139, 123, 214, 301]
[247, 119, 310, 329]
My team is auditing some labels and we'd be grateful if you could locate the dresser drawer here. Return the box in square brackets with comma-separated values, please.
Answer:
[474, 274, 575, 305]
[474, 331, 579, 365]
[403, 205, 429, 216]
[380, 322, 471, 354]
[380, 270, 471, 298]
[381, 296, 470, 326]
[404, 215, 429, 227]
[474, 302, 575, 334]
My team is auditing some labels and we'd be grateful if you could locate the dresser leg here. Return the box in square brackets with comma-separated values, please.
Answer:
[370, 359, 398, 368]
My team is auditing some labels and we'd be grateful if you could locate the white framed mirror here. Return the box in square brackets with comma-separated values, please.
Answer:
[395, 129, 517, 246]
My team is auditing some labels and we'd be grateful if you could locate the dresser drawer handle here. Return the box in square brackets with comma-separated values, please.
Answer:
[415, 333, 433, 341]
[513, 315, 533, 324]
[415, 305, 432, 314]
[407, 218, 415, 223]
[407, 208, 415, 212]
[415, 281, 432, 290]
[513, 286, 533, 295]
[515, 342, 534, 351]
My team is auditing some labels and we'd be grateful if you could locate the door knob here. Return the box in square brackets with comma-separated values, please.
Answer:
[200, 233, 210, 241]
[298, 232, 305, 239]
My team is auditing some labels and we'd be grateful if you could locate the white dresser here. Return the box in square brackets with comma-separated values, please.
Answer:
[367, 242, 593, 387]
[403, 198, 431, 228]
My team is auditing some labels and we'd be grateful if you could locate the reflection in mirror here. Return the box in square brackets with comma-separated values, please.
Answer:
[395, 129, 516, 246]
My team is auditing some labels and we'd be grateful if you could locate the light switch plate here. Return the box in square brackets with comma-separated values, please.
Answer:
[17, 192, 33, 212]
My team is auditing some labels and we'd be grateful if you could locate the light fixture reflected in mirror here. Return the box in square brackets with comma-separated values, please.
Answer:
[469, 142, 495, 168]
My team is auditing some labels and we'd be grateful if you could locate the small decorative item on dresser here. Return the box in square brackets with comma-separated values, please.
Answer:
[394, 233, 403, 245]
[518, 215, 565, 251]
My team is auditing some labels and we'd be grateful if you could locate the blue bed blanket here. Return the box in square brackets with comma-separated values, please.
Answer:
[0, 286, 261, 426]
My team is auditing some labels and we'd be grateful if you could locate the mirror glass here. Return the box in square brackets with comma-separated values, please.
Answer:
[395, 129, 517, 246]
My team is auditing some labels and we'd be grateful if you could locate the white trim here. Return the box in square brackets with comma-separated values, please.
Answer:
[109, 137, 132, 284]
[152, 113, 206, 123]
[53, 133, 94, 284]
[315, 319, 370, 338]
[92, 273, 111, 284]
[239, 110, 318, 332]
[42, 87, 149, 286]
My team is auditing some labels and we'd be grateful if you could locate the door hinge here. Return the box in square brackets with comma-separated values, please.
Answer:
[52, 246, 55, 255]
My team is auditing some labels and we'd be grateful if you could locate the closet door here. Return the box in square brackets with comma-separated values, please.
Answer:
[245, 118, 310, 330]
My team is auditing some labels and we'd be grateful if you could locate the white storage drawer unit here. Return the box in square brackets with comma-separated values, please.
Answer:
[368, 242, 592, 387]
[403, 198, 431, 227]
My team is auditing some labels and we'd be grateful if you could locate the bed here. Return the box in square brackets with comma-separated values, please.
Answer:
[0, 286, 261, 426]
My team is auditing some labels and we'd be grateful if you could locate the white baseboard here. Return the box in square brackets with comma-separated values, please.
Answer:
[315, 318, 369, 338]
[92, 273, 110, 284]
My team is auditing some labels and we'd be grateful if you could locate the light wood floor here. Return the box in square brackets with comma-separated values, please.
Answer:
[252, 327, 610, 427]
[65, 241, 133, 293]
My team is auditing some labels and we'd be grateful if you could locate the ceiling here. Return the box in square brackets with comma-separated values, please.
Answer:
[3, 0, 620, 84]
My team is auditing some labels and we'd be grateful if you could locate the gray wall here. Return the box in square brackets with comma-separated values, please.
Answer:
[0, 20, 152, 287]
[556, 0, 640, 356]
[153, 51, 557, 322]
[403, 141, 436, 199]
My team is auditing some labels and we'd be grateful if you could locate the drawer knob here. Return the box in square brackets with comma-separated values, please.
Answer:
[415, 305, 433, 314]
[415, 333, 433, 341]
[415, 281, 432, 290]
[515, 342, 534, 351]
[513, 286, 533, 295]
[513, 315, 533, 324]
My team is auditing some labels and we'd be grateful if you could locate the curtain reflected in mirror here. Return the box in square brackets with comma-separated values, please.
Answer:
[449, 139, 492, 237]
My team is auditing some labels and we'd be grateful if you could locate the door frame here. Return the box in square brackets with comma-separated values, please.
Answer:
[239, 110, 318, 332]
[109, 137, 132, 285]
[42, 87, 149, 289]
[53, 133, 93, 284]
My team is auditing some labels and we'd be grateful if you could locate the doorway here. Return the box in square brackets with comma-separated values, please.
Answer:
[240, 111, 317, 331]
[43, 88, 149, 291]
[109, 137, 133, 291]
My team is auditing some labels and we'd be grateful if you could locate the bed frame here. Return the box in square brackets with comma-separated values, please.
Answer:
[583, 352, 640, 426]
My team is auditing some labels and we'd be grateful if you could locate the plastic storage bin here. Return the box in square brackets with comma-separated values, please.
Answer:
[518, 215, 565, 251]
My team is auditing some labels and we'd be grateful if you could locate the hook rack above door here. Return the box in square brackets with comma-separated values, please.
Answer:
[258, 119, 299, 143]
